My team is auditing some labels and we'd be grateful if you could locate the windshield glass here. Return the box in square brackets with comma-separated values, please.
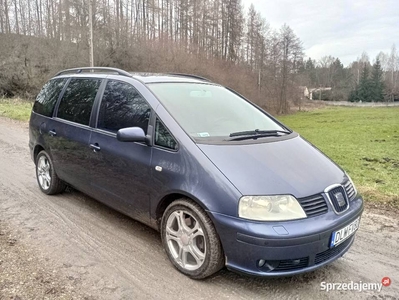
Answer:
[148, 83, 286, 141]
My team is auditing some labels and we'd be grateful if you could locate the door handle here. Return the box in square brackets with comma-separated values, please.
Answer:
[49, 130, 57, 136]
[89, 143, 101, 152]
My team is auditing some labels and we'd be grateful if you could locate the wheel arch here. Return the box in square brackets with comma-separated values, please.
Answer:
[155, 191, 211, 230]
[158, 191, 226, 278]
[33, 144, 45, 164]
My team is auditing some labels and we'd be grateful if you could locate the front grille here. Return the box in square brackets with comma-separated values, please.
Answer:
[328, 186, 349, 213]
[274, 257, 309, 271]
[343, 180, 356, 200]
[315, 237, 353, 264]
[298, 194, 328, 217]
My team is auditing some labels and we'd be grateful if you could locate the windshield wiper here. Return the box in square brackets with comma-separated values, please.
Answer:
[229, 129, 291, 138]
[227, 129, 291, 141]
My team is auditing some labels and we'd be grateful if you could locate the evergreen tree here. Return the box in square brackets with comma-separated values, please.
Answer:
[305, 57, 317, 86]
[297, 58, 306, 73]
[331, 58, 344, 86]
[306, 57, 315, 69]
[371, 58, 385, 101]
[357, 64, 373, 102]
[348, 89, 359, 102]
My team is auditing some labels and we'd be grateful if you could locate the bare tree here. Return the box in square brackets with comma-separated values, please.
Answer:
[387, 44, 399, 101]
[0, 0, 313, 113]
[278, 24, 303, 114]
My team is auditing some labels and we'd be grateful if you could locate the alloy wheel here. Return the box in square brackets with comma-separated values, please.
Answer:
[37, 155, 51, 190]
[165, 210, 206, 271]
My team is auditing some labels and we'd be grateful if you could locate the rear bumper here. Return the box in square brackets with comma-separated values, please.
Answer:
[209, 196, 364, 277]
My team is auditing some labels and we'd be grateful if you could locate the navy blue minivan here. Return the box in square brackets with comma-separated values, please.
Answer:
[29, 67, 363, 279]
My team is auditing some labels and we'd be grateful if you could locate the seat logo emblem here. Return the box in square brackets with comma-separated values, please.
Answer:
[334, 192, 346, 207]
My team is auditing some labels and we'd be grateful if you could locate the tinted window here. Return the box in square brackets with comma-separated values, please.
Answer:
[33, 78, 67, 117]
[155, 118, 178, 150]
[57, 78, 101, 125]
[98, 80, 151, 133]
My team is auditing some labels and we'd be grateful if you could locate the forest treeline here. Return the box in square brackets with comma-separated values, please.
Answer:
[0, 0, 398, 113]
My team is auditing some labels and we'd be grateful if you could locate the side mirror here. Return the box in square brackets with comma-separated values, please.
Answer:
[117, 127, 147, 143]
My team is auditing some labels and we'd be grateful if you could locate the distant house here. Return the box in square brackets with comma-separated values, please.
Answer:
[309, 87, 332, 100]
[298, 86, 310, 99]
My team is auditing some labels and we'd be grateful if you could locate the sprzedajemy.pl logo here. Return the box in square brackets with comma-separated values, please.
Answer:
[320, 277, 391, 293]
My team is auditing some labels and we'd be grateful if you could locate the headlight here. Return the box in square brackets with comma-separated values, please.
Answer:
[238, 195, 306, 221]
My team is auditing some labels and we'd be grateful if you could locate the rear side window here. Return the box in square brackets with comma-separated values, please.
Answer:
[57, 78, 101, 126]
[155, 118, 178, 150]
[33, 78, 67, 117]
[97, 80, 151, 133]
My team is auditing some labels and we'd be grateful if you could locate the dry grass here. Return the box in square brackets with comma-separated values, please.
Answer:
[0, 98, 33, 121]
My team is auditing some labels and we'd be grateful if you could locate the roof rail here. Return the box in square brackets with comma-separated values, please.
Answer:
[55, 67, 132, 77]
[169, 73, 211, 82]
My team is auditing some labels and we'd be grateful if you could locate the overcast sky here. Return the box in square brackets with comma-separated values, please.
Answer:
[246, 0, 399, 66]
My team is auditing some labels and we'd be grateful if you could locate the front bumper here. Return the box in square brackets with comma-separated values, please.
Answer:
[209, 196, 364, 277]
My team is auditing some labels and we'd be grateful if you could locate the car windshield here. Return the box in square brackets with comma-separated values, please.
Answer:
[148, 83, 286, 142]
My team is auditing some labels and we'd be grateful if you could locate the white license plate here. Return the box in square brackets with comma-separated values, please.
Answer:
[330, 217, 360, 248]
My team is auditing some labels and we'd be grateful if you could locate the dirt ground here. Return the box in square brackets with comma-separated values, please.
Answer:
[0, 117, 398, 300]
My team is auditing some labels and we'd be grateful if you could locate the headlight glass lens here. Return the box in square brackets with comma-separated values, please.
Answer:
[238, 195, 306, 221]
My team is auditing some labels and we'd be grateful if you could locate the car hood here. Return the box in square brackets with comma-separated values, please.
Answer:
[197, 136, 345, 198]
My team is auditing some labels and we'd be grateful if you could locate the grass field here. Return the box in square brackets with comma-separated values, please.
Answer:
[0, 98, 33, 121]
[1, 98, 398, 206]
[279, 107, 399, 206]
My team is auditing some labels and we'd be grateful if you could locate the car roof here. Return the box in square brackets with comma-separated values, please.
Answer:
[53, 68, 212, 84]
[130, 73, 210, 84]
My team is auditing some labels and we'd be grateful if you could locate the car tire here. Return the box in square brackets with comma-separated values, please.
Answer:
[35, 150, 66, 195]
[161, 198, 225, 279]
